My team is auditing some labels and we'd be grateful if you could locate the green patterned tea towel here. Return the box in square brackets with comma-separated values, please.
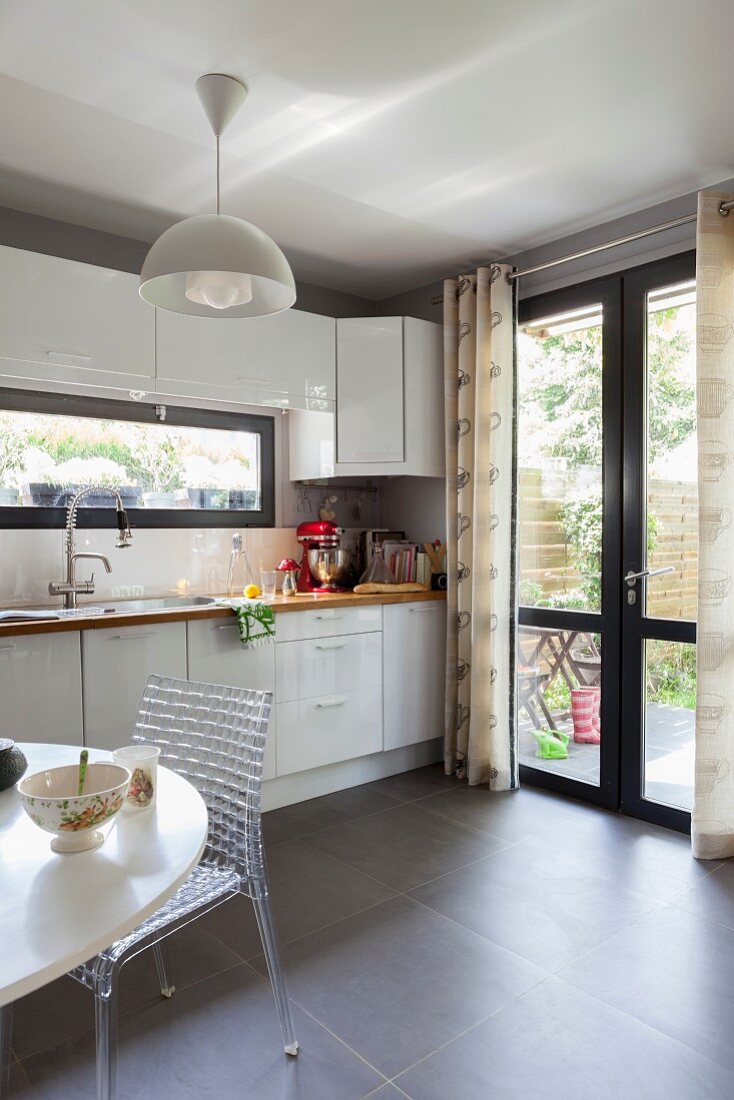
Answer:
[233, 600, 276, 648]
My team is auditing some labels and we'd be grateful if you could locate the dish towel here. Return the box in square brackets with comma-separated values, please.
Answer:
[231, 600, 276, 648]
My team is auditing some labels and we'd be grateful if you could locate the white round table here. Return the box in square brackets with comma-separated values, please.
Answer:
[0, 743, 208, 1008]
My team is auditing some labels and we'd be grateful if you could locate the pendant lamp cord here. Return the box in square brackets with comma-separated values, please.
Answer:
[216, 135, 220, 215]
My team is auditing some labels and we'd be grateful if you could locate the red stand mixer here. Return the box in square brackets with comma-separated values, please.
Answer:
[296, 520, 351, 593]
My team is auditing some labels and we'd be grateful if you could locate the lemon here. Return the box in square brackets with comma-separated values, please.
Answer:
[244, 584, 262, 599]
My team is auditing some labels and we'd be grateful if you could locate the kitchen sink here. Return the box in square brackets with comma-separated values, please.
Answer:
[95, 596, 218, 614]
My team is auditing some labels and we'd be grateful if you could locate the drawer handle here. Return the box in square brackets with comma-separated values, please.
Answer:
[0, 643, 16, 651]
[216, 623, 240, 630]
[109, 632, 158, 640]
[315, 614, 345, 621]
[409, 606, 436, 613]
[315, 697, 347, 709]
[46, 349, 93, 362]
[315, 642, 347, 650]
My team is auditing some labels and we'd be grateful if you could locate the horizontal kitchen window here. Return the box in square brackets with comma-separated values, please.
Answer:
[0, 389, 275, 528]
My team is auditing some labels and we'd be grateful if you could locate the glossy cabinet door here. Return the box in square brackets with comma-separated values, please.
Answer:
[155, 308, 335, 410]
[187, 618, 276, 780]
[336, 317, 404, 464]
[0, 631, 83, 745]
[276, 631, 382, 703]
[383, 601, 447, 750]
[81, 622, 187, 751]
[276, 688, 383, 776]
[0, 245, 155, 391]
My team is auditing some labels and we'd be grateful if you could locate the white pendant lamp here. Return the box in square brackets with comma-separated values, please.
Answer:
[139, 73, 296, 318]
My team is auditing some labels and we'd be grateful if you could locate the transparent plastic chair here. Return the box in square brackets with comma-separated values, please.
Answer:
[67, 674, 297, 1100]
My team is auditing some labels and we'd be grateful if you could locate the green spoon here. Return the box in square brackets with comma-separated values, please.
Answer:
[77, 749, 88, 796]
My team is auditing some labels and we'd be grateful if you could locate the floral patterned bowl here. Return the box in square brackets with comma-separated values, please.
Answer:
[18, 762, 131, 853]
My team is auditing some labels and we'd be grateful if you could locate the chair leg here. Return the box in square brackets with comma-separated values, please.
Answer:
[95, 989, 118, 1100]
[252, 896, 299, 1056]
[153, 939, 176, 998]
[0, 1002, 12, 1099]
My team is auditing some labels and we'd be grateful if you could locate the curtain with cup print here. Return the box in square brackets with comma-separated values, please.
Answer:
[693, 191, 734, 858]
[443, 265, 518, 790]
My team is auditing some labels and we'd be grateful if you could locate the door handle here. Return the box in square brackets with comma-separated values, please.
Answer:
[315, 642, 347, 650]
[624, 566, 674, 588]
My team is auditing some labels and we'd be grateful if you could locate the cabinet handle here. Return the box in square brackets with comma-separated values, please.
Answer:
[216, 623, 240, 630]
[409, 606, 437, 613]
[46, 350, 92, 363]
[109, 632, 158, 640]
[315, 641, 347, 650]
[315, 697, 347, 708]
[315, 614, 344, 621]
[0, 643, 16, 650]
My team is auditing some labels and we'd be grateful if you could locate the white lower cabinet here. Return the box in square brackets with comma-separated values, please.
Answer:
[276, 688, 382, 776]
[81, 622, 186, 751]
[275, 613, 384, 777]
[186, 618, 276, 781]
[0, 631, 83, 745]
[383, 601, 447, 750]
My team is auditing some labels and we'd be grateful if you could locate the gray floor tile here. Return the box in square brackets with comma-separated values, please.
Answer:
[5, 1058, 36, 1098]
[304, 802, 508, 891]
[21, 964, 382, 1100]
[395, 976, 734, 1100]
[251, 894, 546, 1078]
[263, 785, 403, 845]
[10, 923, 241, 1060]
[365, 764, 460, 803]
[417, 784, 595, 842]
[366, 1086, 411, 1098]
[200, 840, 396, 959]
[543, 810, 718, 901]
[559, 905, 734, 1069]
[410, 837, 657, 969]
[674, 862, 734, 930]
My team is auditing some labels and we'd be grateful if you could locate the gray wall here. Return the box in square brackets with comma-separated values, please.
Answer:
[0, 204, 375, 319]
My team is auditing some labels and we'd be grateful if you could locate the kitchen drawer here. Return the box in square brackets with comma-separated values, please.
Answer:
[276, 686, 382, 775]
[276, 605, 382, 643]
[82, 622, 186, 751]
[187, 617, 276, 780]
[276, 631, 381, 703]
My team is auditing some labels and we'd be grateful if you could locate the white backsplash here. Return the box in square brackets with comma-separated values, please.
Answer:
[0, 527, 302, 607]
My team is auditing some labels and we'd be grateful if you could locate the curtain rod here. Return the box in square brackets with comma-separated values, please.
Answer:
[506, 198, 734, 282]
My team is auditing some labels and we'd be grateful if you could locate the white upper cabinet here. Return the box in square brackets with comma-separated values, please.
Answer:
[155, 308, 335, 411]
[0, 245, 155, 391]
[336, 317, 404, 464]
[289, 316, 445, 479]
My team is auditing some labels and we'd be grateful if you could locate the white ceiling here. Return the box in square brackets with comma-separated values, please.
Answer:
[0, 0, 732, 299]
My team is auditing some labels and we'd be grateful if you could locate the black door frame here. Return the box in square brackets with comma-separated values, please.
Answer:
[621, 251, 696, 833]
[518, 252, 697, 831]
[517, 275, 623, 811]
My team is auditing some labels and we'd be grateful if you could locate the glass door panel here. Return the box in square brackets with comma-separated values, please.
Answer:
[643, 639, 696, 811]
[645, 281, 698, 621]
[516, 285, 620, 805]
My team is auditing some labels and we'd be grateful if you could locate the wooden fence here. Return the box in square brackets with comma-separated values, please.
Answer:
[519, 468, 697, 619]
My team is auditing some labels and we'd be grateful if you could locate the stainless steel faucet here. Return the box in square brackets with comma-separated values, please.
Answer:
[49, 486, 133, 609]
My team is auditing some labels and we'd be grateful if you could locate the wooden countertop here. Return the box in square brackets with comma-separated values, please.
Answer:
[0, 588, 446, 638]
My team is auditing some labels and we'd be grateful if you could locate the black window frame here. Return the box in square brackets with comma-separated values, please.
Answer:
[0, 388, 276, 529]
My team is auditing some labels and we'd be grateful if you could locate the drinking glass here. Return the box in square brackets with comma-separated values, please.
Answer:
[260, 569, 278, 599]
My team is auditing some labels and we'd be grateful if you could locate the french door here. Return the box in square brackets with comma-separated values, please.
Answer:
[516, 253, 696, 831]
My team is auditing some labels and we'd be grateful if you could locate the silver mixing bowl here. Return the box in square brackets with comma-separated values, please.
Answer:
[308, 548, 352, 587]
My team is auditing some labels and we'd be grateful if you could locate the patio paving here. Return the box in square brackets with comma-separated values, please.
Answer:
[519, 703, 695, 811]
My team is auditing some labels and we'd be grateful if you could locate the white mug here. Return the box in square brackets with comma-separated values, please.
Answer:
[112, 744, 161, 812]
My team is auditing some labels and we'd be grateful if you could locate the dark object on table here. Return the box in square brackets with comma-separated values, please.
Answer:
[431, 572, 447, 591]
[0, 739, 27, 791]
